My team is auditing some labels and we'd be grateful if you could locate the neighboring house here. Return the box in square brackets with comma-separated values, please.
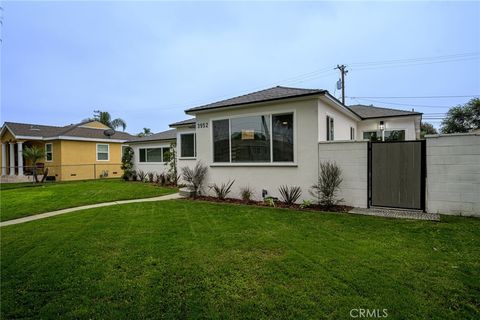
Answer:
[132, 86, 422, 202]
[0, 120, 133, 181]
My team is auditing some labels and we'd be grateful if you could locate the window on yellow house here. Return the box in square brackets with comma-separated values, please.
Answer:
[96, 144, 109, 161]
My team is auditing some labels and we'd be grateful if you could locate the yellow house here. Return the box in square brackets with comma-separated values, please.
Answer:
[0, 121, 133, 182]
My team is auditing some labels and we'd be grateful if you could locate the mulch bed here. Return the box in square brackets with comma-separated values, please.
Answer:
[186, 196, 353, 213]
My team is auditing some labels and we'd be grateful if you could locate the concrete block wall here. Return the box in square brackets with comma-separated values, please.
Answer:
[426, 133, 480, 217]
[318, 141, 368, 208]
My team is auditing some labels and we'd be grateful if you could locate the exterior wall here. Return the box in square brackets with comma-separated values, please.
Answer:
[176, 126, 197, 180]
[58, 140, 124, 181]
[357, 115, 420, 141]
[130, 140, 174, 174]
[318, 141, 368, 208]
[317, 100, 357, 141]
[426, 133, 480, 217]
[79, 121, 110, 129]
[192, 98, 320, 202]
[41, 140, 62, 180]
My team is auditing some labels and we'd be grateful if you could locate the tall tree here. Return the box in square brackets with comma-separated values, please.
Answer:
[87, 110, 127, 131]
[440, 98, 480, 134]
[420, 122, 438, 138]
[137, 128, 152, 137]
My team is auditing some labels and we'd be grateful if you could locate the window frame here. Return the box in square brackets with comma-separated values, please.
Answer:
[96, 143, 110, 161]
[179, 133, 196, 159]
[209, 110, 297, 166]
[45, 143, 53, 162]
[350, 127, 355, 140]
[138, 147, 168, 163]
[326, 115, 334, 141]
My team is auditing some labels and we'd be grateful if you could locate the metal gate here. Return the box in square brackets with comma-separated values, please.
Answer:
[368, 141, 426, 211]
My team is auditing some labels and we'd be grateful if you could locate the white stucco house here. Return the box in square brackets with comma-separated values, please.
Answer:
[129, 86, 422, 203]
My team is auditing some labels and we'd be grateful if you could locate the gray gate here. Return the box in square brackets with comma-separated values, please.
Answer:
[368, 141, 426, 210]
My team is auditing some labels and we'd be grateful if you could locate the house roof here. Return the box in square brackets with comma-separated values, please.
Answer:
[185, 86, 327, 113]
[169, 118, 196, 127]
[347, 104, 422, 119]
[128, 129, 177, 143]
[2, 121, 134, 142]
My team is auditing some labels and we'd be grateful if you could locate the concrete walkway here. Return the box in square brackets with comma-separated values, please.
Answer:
[0, 193, 182, 227]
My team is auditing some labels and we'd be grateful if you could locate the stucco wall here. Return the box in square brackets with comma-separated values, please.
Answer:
[317, 100, 358, 141]
[318, 141, 368, 208]
[130, 140, 173, 174]
[357, 115, 420, 141]
[426, 133, 480, 217]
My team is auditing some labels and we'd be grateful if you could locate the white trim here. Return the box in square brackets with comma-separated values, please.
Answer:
[45, 143, 53, 162]
[96, 143, 110, 161]
[13, 135, 44, 141]
[209, 110, 297, 165]
[210, 163, 298, 167]
[44, 136, 128, 143]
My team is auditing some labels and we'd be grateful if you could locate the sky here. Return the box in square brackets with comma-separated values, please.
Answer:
[1, 1, 479, 134]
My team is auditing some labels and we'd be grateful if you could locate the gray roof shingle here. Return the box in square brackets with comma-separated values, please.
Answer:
[185, 86, 326, 113]
[169, 118, 196, 127]
[347, 104, 422, 119]
[3, 121, 134, 141]
[128, 129, 177, 143]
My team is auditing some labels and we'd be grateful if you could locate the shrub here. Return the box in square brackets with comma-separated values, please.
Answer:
[264, 197, 276, 207]
[210, 180, 235, 200]
[121, 146, 134, 179]
[300, 200, 313, 209]
[310, 161, 343, 208]
[122, 171, 131, 181]
[278, 185, 302, 205]
[240, 186, 254, 202]
[165, 143, 178, 186]
[148, 172, 155, 183]
[137, 170, 147, 182]
[131, 170, 138, 181]
[181, 162, 208, 198]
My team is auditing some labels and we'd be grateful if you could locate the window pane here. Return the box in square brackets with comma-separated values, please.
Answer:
[385, 130, 405, 141]
[363, 131, 380, 141]
[46, 144, 52, 152]
[231, 115, 270, 162]
[139, 149, 146, 162]
[213, 119, 230, 162]
[147, 148, 162, 162]
[272, 114, 293, 162]
[97, 152, 108, 160]
[97, 144, 108, 152]
[181, 134, 195, 157]
[46, 153, 52, 161]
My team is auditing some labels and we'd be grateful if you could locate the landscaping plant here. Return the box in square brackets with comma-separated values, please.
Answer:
[165, 143, 178, 186]
[264, 197, 276, 207]
[181, 162, 208, 198]
[300, 200, 313, 209]
[210, 180, 235, 200]
[22, 146, 45, 183]
[148, 172, 155, 183]
[240, 186, 254, 202]
[137, 170, 147, 182]
[278, 185, 302, 205]
[121, 146, 134, 180]
[310, 161, 343, 208]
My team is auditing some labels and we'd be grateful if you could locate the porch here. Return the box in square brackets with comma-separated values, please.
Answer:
[1, 140, 47, 180]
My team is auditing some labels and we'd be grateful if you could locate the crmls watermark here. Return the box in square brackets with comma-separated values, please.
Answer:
[349, 308, 388, 318]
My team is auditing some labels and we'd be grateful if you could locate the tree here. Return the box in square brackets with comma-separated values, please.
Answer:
[87, 110, 127, 131]
[440, 98, 480, 134]
[137, 128, 152, 137]
[420, 122, 438, 138]
[23, 146, 45, 183]
[121, 146, 134, 180]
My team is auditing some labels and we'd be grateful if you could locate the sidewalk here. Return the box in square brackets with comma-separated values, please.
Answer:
[0, 193, 182, 227]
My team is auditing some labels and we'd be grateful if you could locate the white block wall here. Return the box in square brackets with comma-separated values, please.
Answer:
[426, 133, 480, 217]
[318, 141, 368, 208]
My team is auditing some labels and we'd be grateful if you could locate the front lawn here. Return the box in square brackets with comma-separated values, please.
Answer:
[0, 179, 176, 221]
[1, 200, 478, 319]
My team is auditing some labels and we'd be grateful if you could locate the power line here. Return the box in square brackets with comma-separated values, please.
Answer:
[347, 95, 479, 99]
[349, 98, 452, 108]
[348, 52, 479, 67]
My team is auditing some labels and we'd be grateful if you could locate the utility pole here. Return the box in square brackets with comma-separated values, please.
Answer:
[335, 64, 348, 104]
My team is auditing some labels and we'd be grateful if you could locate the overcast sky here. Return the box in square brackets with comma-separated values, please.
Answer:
[1, 1, 479, 134]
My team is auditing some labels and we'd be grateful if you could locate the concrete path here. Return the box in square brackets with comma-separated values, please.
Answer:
[0, 193, 182, 227]
[349, 207, 440, 221]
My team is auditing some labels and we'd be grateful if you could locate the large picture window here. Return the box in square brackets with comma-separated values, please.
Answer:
[212, 113, 294, 163]
[180, 133, 196, 158]
[363, 130, 405, 141]
[139, 147, 168, 162]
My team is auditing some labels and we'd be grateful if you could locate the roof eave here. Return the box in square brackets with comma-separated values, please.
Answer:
[360, 113, 423, 120]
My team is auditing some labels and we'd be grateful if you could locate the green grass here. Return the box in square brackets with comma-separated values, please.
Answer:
[0, 179, 176, 221]
[1, 200, 478, 319]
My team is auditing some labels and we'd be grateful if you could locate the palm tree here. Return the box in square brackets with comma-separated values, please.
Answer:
[87, 110, 127, 131]
[23, 146, 45, 183]
[137, 128, 152, 137]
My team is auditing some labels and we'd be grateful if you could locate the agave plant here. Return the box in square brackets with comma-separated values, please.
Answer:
[278, 185, 302, 205]
[137, 170, 147, 182]
[210, 180, 235, 200]
[181, 162, 208, 198]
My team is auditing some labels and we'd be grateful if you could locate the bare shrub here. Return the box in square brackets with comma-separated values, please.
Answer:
[310, 161, 343, 208]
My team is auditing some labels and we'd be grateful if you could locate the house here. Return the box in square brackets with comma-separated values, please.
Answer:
[131, 86, 422, 203]
[0, 120, 133, 182]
